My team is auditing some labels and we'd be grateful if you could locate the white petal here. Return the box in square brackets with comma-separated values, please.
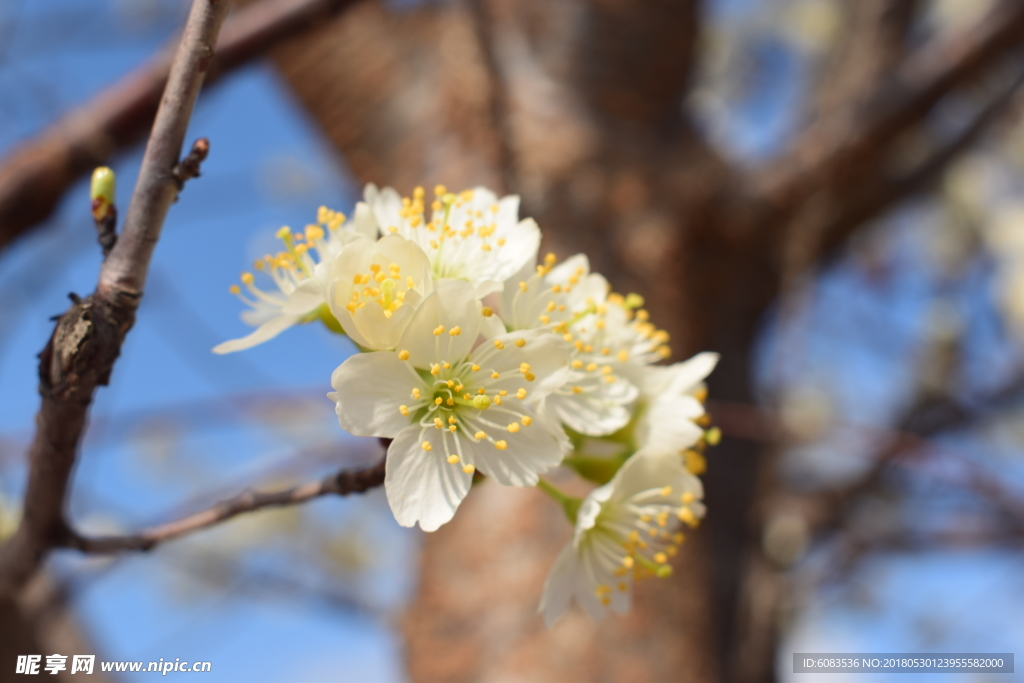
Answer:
[329, 352, 422, 437]
[462, 405, 564, 486]
[492, 217, 540, 283]
[280, 279, 324, 316]
[398, 281, 482, 367]
[351, 201, 380, 239]
[665, 352, 719, 395]
[385, 425, 473, 531]
[609, 451, 703, 503]
[212, 314, 302, 354]
[540, 543, 579, 628]
[546, 253, 591, 283]
[472, 328, 570, 401]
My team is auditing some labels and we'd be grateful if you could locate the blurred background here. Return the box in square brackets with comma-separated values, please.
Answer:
[1, 0, 1024, 681]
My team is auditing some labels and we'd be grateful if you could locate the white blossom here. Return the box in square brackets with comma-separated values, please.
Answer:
[540, 452, 705, 627]
[326, 234, 434, 351]
[328, 280, 570, 531]
[367, 183, 540, 297]
[633, 352, 718, 457]
[495, 254, 640, 436]
[213, 205, 377, 354]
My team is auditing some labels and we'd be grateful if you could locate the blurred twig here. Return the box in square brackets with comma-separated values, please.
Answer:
[62, 458, 386, 554]
[0, 0, 362, 253]
[0, 0, 229, 599]
[759, 0, 1024, 209]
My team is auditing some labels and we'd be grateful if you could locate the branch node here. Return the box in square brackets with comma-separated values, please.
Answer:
[172, 137, 210, 191]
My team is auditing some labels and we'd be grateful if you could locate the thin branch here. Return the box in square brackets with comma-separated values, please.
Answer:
[0, 0, 230, 600]
[62, 459, 386, 554]
[758, 0, 1024, 209]
[0, 0, 362, 254]
[816, 68, 1024, 258]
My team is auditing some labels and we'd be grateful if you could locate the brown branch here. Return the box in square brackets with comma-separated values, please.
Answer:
[0, 0, 230, 600]
[812, 0, 919, 121]
[62, 459, 386, 554]
[0, 0, 362, 254]
[759, 0, 1024, 209]
[816, 68, 1024, 258]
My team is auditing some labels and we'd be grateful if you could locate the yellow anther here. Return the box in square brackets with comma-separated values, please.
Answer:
[411, 388, 421, 399]
[539, 315, 550, 324]
[433, 325, 445, 336]
[494, 396, 502, 405]
[474, 431, 486, 440]
[494, 440, 508, 450]
[563, 333, 573, 342]
[491, 372, 500, 379]
[449, 326, 462, 336]
[241, 272, 254, 285]
[667, 546, 678, 557]
[544, 252, 557, 266]
[471, 364, 480, 372]
[462, 463, 476, 474]
[494, 340, 505, 349]
[519, 363, 531, 373]
[421, 441, 432, 451]
[673, 532, 685, 544]
[433, 184, 447, 197]
[229, 285, 241, 295]
[477, 388, 485, 395]
[446, 380, 455, 388]
[572, 386, 583, 394]
[586, 362, 598, 372]
[407, 276, 415, 288]
[622, 556, 635, 568]
[399, 405, 409, 416]
[515, 338, 526, 348]
[388, 226, 399, 233]
[482, 307, 493, 317]
[414, 186, 425, 199]
[604, 375, 617, 383]
[276, 227, 291, 239]
[678, 508, 697, 525]
[446, 398, 454, 406]
[654, 552, 668, 564]
[434, 418, 444, 429]
[602, 365, 613, 375]
[508, 422, 520, 433]
[681, 492, 695, 504]
[442, 361, 451, 369]
[449, 425, 457, 432]
[431, 364, 440, 376]
[518, 281, 528, 292]
[571, 360, 584, 369]
[552, 284, 562, 293]
[434, 397, 443, 405]
[648, 528, 659, 537]
[516, 388, 527, 399]
[705, 427, 722, 446]
[524, 372, 535, 382]
[660, 486, 673, 497]
[398, 350, 410, 361]
[369, 263, 381, 273]
[463, 393, 471, 400]
[447, 454, 460, 464]
[521, 416, 532, 426]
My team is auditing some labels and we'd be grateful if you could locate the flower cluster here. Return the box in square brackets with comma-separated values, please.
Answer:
[215, 184, 719, 626]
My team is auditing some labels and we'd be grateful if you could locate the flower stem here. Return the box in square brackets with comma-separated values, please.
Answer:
[536, 478, 582, 524]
